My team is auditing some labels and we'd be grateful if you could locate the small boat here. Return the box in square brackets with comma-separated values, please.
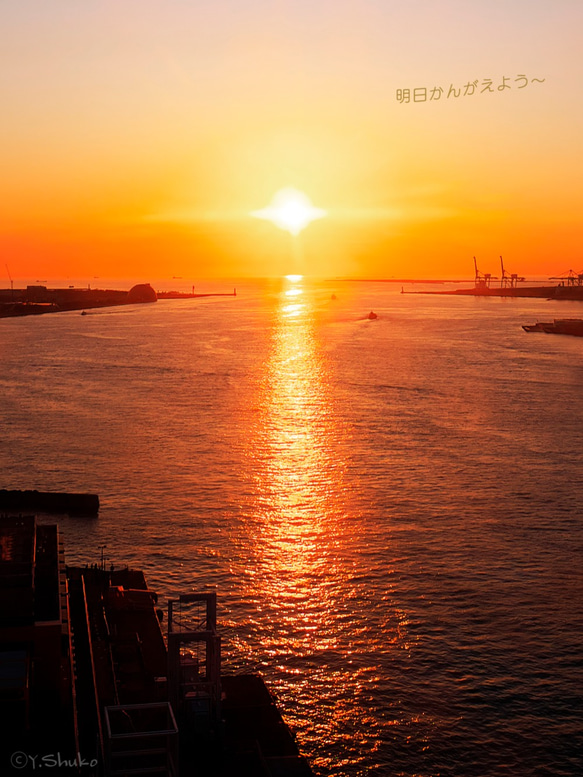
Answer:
[367, 311, 378, 320]
[81, 310, 87, 316]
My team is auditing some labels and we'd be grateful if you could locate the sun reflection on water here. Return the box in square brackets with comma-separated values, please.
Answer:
[241, 276, 394, 770]
[256, 278, 344, 583]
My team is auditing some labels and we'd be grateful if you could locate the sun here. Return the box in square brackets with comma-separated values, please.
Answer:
[251, 188, 326, 235]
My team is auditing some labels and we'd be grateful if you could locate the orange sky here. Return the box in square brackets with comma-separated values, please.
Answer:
[1, 1, 582, 280]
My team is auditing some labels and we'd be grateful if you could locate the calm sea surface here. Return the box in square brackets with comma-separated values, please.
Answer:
[1, 278, 582, 776]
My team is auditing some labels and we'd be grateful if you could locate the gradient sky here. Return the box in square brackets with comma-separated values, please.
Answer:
[1, 0, 581, 279]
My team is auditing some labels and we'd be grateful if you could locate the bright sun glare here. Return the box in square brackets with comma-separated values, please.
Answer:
[251, 188, 326, 236]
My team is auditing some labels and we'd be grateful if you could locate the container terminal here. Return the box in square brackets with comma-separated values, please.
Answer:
[419, 258, 583, 300]
[0, 514, 312, 776]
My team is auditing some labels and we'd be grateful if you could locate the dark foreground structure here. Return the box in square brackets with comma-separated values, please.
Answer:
[0, 515, 312, 776]
[0, 490, 99, 516]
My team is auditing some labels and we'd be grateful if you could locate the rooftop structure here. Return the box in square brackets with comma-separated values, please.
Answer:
[0, 515, 75, 760]
[0, 516, 312, 776]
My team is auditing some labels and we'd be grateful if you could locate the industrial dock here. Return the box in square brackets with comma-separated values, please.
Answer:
[421, 258, 583, 300]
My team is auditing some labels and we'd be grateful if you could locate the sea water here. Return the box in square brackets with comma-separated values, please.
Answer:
[1, 278, 582, 776]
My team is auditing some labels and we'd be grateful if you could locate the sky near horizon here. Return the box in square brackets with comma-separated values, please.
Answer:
[1, 1, 581, 280]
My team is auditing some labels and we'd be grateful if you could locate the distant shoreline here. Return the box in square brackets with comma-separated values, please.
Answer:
[335, 277, 558, 285]
[337, 278, 465, 284]
[0, 283, 237, 319]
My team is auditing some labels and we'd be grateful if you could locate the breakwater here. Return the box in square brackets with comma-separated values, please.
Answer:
[0, 489, 99, 515]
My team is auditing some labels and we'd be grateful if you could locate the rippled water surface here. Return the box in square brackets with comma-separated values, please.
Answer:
[2, 278, 582, 776]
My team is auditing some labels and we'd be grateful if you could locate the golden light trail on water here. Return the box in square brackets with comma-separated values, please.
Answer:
[253, 276, 346, 675]
[239, 276, 391, 767]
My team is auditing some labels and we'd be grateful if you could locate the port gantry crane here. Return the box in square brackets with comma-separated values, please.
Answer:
[549, 269, 583, 287]
[5, 264, 14, 299]
[500, 256, 525, 288]
[473, 256, 496, 288]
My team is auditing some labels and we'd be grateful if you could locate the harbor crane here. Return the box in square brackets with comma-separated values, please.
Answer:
[5, 264, 14, 299]
[549, 269, 583, 287]
[473, 256, 496, 288]
[500, 256, 525, 288]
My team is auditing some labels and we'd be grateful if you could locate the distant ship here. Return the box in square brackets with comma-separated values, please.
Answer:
[523, 318, 583, 336]
[367, 311, 378, 320]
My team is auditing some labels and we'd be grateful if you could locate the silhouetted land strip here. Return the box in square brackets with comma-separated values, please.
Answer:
[0, 283, 156, 318]
[0, 284, 237, 318]
[420, 284, 583, 300]
[337, 278, 467, 284]
[337, 278, 583, 300]
[0, 489, 99, 515]
[157, 289, 237, 299]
